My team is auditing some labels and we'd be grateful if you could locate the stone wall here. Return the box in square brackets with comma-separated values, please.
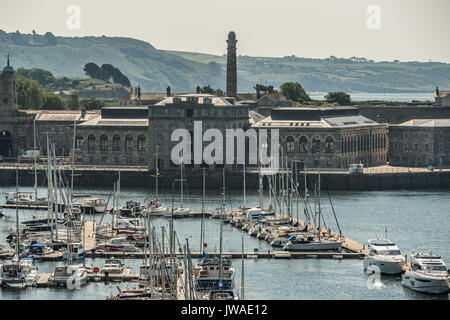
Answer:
[359, 106, 450, 124]
[2, 167, 450, 191]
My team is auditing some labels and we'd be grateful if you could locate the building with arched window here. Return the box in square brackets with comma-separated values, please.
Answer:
[252, 107, 388, 168]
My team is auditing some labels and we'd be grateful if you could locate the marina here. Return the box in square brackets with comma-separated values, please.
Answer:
[0, 184, 449, 299]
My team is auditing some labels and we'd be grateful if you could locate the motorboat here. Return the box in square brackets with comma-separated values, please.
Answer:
[98, 237, 139, 252]
[49, 264, 88, 288]
[62, 242, 86, 261]
[1, 257, 39, 288]
[194, 256, 235, 290]
[102, 259, 124, 275]
[5, 191, 47, 206]
[27, 241, 54, 258]
[203, 289, 239, 300]
[402, 250, 449, 294]
[74, 198, 107, 214]
[282, 235, 342, 252]
[120, 201, 145, 217]
[246, 207, 274, 219]
[363, 239, 405, 275]
[142, 199, 167, 217]
[163, 207, 190, 218]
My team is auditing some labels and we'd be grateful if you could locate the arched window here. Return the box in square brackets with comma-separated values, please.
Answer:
[88, 134, 96, 151]
[325, 136, 334, 153]
[113, 134, 121, 152]
[75, 135, 83, 149]
[312, 137, 321, 153]
[137, 135, 145, 152]
[286, 136, 295, 153]
[100, 135, 108, 152]
[125, 135, 134, 152]
[299, 136, 308, 153]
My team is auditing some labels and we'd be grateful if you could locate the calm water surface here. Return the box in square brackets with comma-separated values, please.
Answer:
[0, 185, 448, 300]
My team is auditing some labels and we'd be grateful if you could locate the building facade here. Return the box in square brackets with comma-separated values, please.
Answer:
[389, 119, 450, 167]
[251, 107, 388, 168]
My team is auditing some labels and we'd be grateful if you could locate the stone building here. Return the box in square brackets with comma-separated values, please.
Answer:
[148, 94, 250, 170]
[251, 107, 388, 168]
[71, 107, 150, 165]
[388, 119, 450, 167]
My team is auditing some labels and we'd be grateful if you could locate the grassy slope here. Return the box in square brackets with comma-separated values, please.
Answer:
[2, 31, 448, 93]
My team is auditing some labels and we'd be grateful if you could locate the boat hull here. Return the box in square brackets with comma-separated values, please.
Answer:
[364, 257, 404, 275]
[402, 271, 449, 294]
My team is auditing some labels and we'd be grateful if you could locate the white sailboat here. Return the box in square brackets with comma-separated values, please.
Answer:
[164, 159, 190, 218]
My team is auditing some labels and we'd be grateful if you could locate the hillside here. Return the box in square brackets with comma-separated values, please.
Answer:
[1, 30, 449, 93]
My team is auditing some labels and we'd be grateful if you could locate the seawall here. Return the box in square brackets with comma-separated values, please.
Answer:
[1, 167, 450, 191]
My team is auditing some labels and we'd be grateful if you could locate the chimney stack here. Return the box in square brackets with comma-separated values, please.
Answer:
[226, 31, 237, 97]
[166, 85, 171, 97]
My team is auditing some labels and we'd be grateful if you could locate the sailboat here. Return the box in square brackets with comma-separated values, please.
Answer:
[195, 168, 235, 291]
[1, 167, 40, 289]
[144, 145, 167, 217]
[5, 119, 46, 206]
[164, 159, 190, 218]
[49, 120, 88, 288]
[282, 164, 342, 252]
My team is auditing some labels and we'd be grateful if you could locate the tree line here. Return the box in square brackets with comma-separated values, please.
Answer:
[16, 76, 104, 110]
[83, 63, 131, 87]
[197, 82, 351, 105]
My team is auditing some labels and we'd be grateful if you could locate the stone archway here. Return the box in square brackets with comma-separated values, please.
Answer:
[0, 130, 12, 157]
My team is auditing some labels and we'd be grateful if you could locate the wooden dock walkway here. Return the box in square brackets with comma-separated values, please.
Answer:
[83, 221, 96, 251]
[0, 203, 48, 210]
[86, 250, 364, 260]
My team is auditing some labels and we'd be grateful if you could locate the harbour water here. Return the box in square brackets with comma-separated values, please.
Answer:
[0, 186, 448, 300]
[308, 92, 434, 102]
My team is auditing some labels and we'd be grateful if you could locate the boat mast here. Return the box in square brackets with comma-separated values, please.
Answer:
[15, 166, 20, 261]
[200, 167, 205, 254]
[155, 144, 159, 199]
[33, 117, 38, 201]
[46, 133, 54, 241]
[219, 167, 225, 284]
[243, 162, 246, 210]
[241, 235, 244, 300]
[180, 150, 184, 208]
[318, 163, 321, 242]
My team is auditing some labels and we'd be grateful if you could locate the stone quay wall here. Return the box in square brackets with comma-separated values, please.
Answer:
[1, 167, 450, 191]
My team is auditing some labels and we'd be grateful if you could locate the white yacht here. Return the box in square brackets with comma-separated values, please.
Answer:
[402, 251, 449, 294]
[163, 207, 190, 218]
[1, 257, 39, 288]
[282, 235, 342, 252]
[49, 264, 88, 288]
[363, 239, 405, 275]
[5, 192, 47, 206]
[102, 259, 124, 274]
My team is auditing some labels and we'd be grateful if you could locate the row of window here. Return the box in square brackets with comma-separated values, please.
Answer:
[341, 133, 386, 154]
[284, 134, 386, 154]
[285, 136, 335, 154]
[75, 134, 146, 152]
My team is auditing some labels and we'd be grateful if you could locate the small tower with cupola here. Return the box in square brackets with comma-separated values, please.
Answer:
[0, 54, 18, 112]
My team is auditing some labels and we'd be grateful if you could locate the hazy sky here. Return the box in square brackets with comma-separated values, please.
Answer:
[1, 0, 449, 62]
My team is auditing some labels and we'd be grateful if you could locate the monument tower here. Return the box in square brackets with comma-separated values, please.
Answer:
[226, 31, 237, 97]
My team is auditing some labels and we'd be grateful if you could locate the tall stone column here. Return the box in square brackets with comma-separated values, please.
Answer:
[226, 31, 237, 97]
